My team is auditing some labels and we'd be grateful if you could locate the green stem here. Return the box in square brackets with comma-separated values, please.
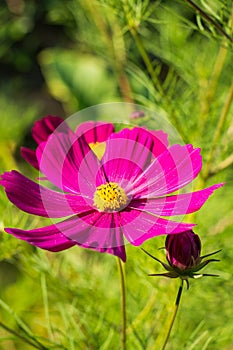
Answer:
[203, 80, 233, 180]
[184, 0, 232, 42]
[130, 28, 164, 97]
[117, 257, 127, 350]
[199, 44, 228, 132]
[0, 321, 47, 350]
[161, 279, 184, 350]
[129, 27, 187, 142]
[41, 273, 53, 340]
[199, 3, 233, 134]
[209, 153, 233, 177]
[79, 0, 133, 103]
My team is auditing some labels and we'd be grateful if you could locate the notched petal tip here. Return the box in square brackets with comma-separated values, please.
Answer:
[32, 115, 65, 144]
[0, 170, 14, 185]
[20, 147, 39, 169]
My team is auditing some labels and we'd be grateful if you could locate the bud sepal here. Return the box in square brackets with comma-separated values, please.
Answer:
[142, 247, 221, 289]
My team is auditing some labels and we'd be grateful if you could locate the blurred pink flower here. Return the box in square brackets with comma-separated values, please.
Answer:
[0, 116, 223, 261]
[20, 115, 115, 170]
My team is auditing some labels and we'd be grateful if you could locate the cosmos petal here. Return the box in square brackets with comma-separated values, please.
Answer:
[73, 212, 126, 261]
[0, 170, 91, 217]
[5, 213, 126, 260]
[130, 144, 202, 198]
[20, 147, 39, 170]
[104, 242, 126, 262]
[76, 121, 114, 143]
[148, 129, 169, 156]
[21, 116, 73, 169]
[103, 128, 155, 172]
[119, 209, 195, 246]
[36, 131, 104, 194]
[98, 128, 169, 192]
[96, 158, 145, 197]
[32, 115, 66, 144]
[99, 128, 158, 189]
[64, 211, 122, 245]
[109, 127, 169, 158]
[5, 224, 76, 252]
[129, 184, 224, 216]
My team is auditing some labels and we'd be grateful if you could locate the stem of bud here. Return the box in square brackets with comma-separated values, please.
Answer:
[160, 279, 184, 350]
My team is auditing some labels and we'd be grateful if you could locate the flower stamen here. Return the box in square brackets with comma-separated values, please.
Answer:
[94, 182, 128, 212]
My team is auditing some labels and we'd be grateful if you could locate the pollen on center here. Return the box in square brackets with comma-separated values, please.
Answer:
[93, 182, 128, 212]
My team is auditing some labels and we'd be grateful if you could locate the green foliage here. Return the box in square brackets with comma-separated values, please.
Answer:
[0, 0, 233, 349]
[0, 95, 38, 172]
[39, 49, 120, 112]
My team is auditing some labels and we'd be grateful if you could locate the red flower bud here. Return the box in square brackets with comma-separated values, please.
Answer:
[165, 230, 201, 270]
[129, 110, 145, 120]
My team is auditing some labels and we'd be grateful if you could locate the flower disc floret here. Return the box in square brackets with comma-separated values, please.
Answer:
[94, 182, 128, 212]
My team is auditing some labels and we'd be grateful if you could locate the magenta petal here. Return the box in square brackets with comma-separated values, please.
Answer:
[103, 213, 126, 262]
[32, 115, 65, 144]
[129, 184, 224, 216]
[105, 244, 126, 262]
[101, 129, 157, 186]
[21, 116, 71, 169]
[37, 131, 102, 194]
[148, 129, 169, 156]
[76, 121, 114, 143]
[97, 159, 145, 196]
[98, 128, 168, 194]
[0, 170, 91, 217]
[119, 209, 195, 246]
[66, 211, 120, 243]
[99, 128, 168, 190]
[109, 127, 169, 158]
[4, 225, 76, 252]
[131, 144, 202, 198]
[105, 128, 156, 166]
[73, 212, 126, 261]
[5, 213, 126, 260]
[59, 211, 126, 260]
[20, 147, 39, 170]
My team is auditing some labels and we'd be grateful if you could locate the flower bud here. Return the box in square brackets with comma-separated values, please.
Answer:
[165, 230, 201, 270]
[129, 110, 145, 120]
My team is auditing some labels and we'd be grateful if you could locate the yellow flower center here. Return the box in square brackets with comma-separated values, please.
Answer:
[93, 182, 128, 212]
[89, 142, 106, 160]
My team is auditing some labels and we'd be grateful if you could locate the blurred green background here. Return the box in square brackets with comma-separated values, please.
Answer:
[0, 0, 233, 349]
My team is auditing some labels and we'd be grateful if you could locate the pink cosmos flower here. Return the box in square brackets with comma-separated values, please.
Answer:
[0, 116, 223, 261]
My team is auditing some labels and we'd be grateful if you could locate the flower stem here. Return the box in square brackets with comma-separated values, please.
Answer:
[161, 279, 184, 350]
[0, 321, 47, 350]
[117, 257, 127, 350]
[41, 273, 53, 340]
[203, 80, 233, 180]
[79, 0, 133, 103]
[184, 0, 232, 42]
[129, 27, 187, 142]
[199, 44, 228, 133]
